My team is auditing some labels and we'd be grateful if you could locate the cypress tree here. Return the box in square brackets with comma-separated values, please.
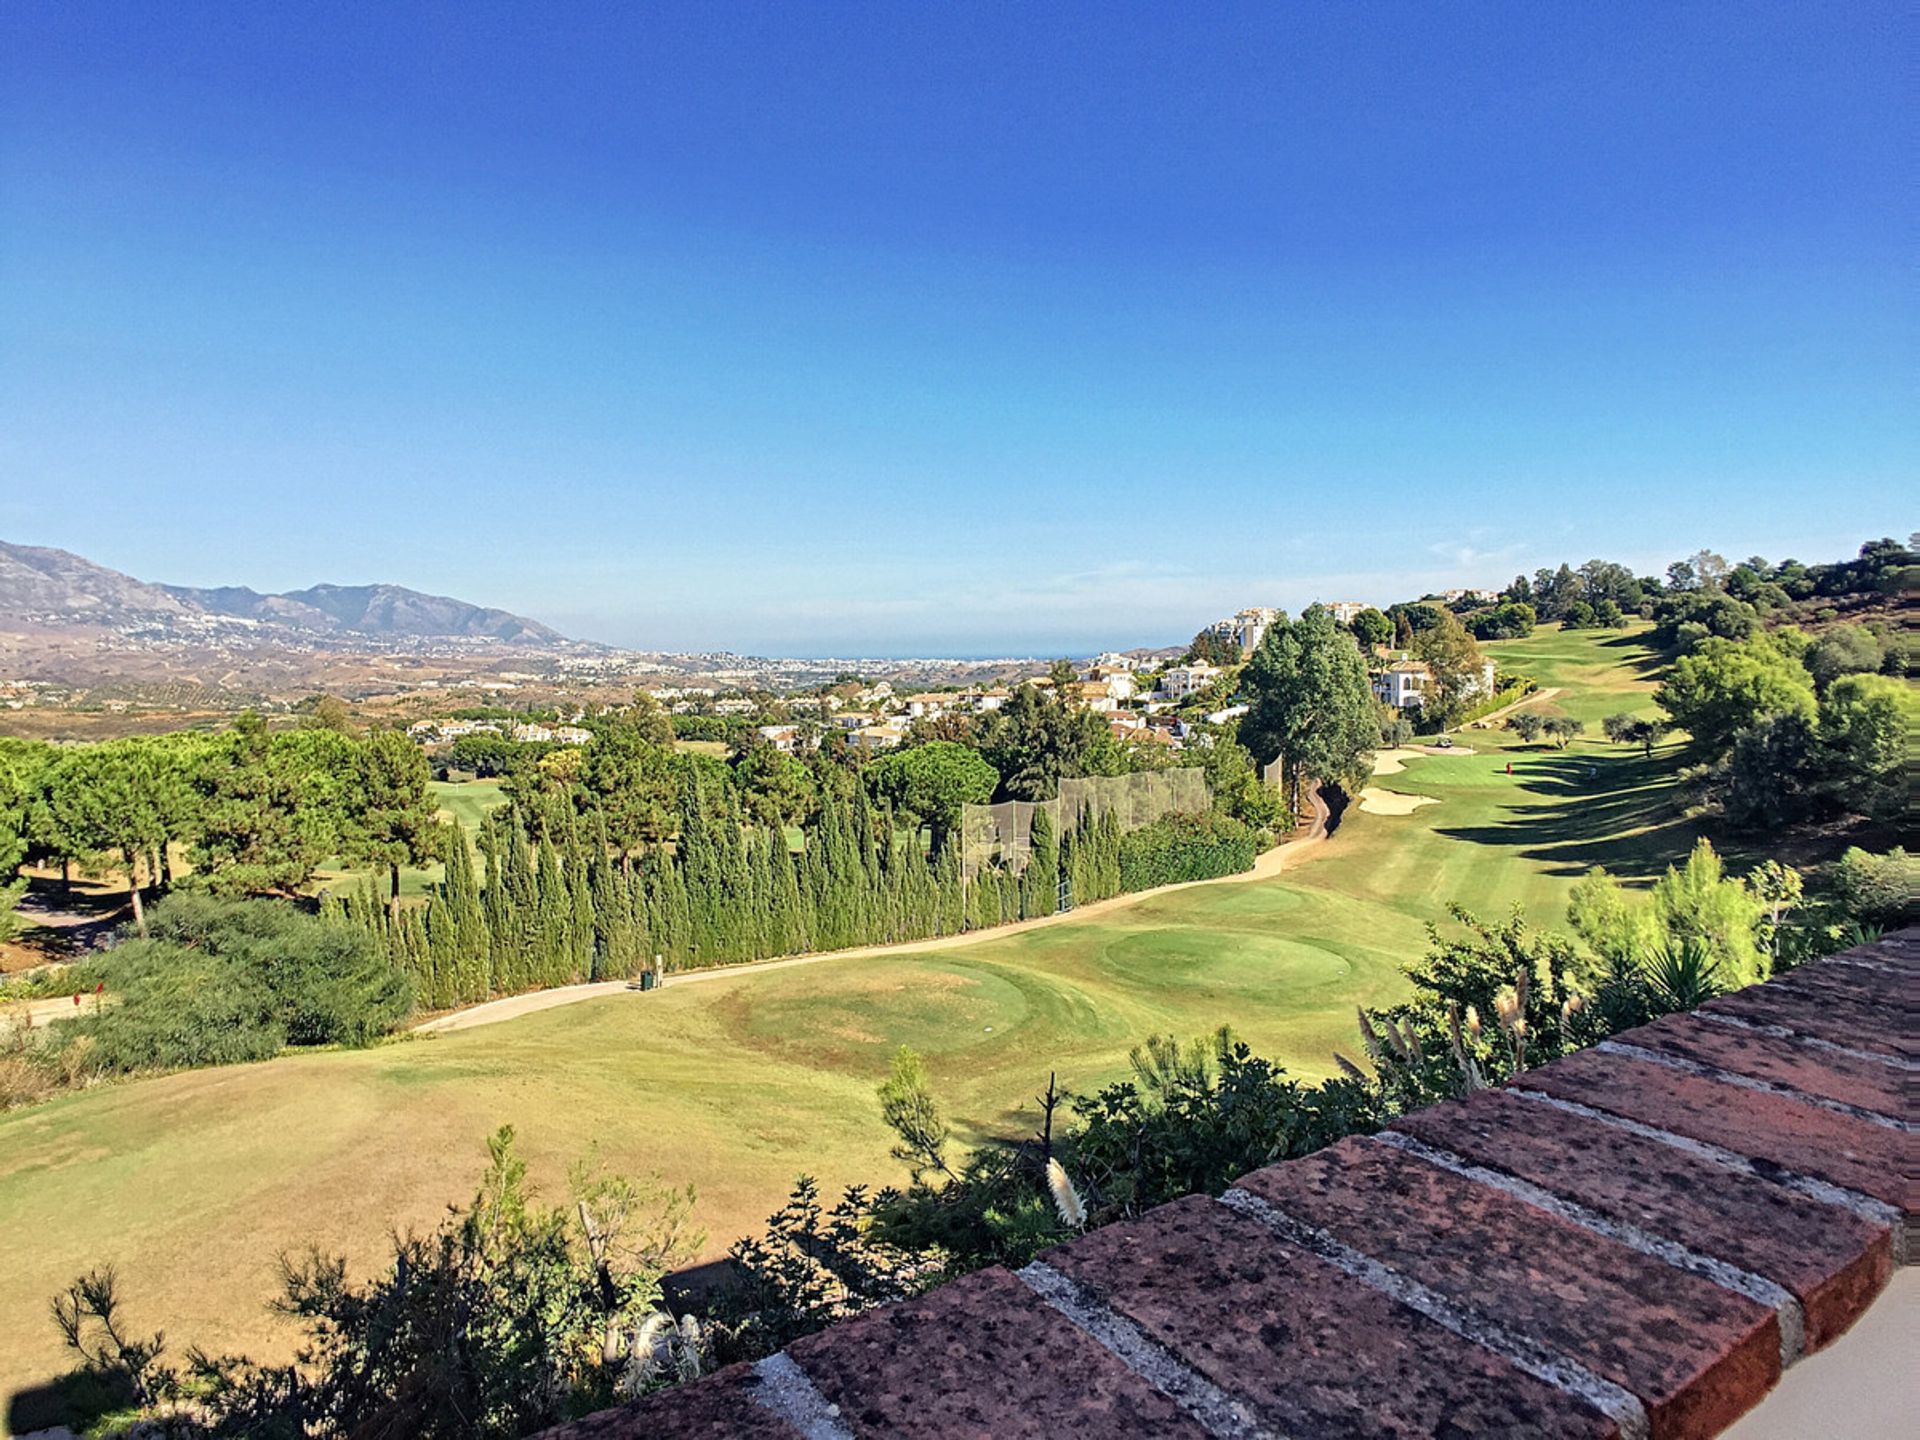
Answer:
[424, 893, 458, 1009]
[649, 844, 692, 969]
[936, 845, 965, 936]
[444, 819, 490, 1002]
[781, 830, 814, 954]
[565, 820, 595, 982]
[587, 814, 622, 980]
[1024, 805, 1059, 920]
[677, 768, 717, 958]
[720, 791, 755, 961]
[503, 808, 540, 991]
[477, 815, 510, 994]
[535, 830, 570, 986]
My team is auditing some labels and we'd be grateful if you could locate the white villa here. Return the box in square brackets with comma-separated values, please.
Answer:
[1159, 662, 1222, 699]
[1373, 661, 1433, 710]
[1207, 606, 1280, 656]
[1372, 657, 1498, 710]
[848, 721, 907, 752]
[1080, 667, 1137, 702]
[756, 724, 802, 752]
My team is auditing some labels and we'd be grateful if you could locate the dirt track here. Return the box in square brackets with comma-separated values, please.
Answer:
[1464, 685, 1562, 728]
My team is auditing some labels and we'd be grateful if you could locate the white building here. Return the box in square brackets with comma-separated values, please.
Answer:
[903, 692, 961, 719]
[1326, 601, 1369, 625]
[1372, 657, 1498, 709]
[1207, 607, 1280, 657]
[756, 724, 801, 753]
[1159, 662, 1222, 699]
[1373, 661, 1432, 710]
[1082, 666, 1137, 701]
[1073, 682, 1121, 714]
[1091, 652, 1137, 672]
[849, 721, 907, 752]
[962, 689, 1011, 713]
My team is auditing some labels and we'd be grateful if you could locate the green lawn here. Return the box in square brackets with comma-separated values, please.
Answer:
[0, 626, 1695, 1421]
[308, 778, 508, 899]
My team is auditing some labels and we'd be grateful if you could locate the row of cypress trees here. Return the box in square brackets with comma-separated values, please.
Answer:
[333, 768, 1139, 1011]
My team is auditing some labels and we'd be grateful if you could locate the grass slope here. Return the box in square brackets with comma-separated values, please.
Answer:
[0, 625, 1687, 1419]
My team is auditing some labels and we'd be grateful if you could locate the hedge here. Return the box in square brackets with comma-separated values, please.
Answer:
[1117, 812, 1259, 892]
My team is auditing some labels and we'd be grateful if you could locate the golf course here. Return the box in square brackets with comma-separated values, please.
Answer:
[0, 625, 1701, 1412]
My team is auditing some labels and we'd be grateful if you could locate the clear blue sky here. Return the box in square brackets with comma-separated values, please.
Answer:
[1, 3, 1911, 656]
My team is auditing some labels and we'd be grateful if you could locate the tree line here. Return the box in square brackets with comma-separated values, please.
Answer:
[339, 766, 1256, 1012]
[0, 715, 441, 939]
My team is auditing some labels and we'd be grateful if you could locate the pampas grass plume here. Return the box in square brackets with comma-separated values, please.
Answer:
[1047, 1157, 1087, 1230]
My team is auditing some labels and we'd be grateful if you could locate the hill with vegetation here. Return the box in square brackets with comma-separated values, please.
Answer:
[0, 538, 566, 643]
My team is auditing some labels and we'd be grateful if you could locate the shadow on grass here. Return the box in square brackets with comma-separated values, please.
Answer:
[1434, 745, 1706, 882]
[1594, 628, 1670, 678]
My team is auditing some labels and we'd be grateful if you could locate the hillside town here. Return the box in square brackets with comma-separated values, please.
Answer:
[389, 598, 1515, 774]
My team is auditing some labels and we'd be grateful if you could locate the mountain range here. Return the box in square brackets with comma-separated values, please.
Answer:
[0, 540, 565, 644]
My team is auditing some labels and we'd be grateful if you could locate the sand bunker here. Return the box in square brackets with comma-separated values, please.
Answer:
[1373, 745, 1475, 776]
[1358, 786, 1441, 816]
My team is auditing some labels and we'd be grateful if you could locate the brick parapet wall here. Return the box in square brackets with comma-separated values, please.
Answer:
[544, 928, 1915, 1440]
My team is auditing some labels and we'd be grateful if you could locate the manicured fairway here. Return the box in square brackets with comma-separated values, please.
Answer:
[0, 626, 1692, 1417]
[308, 778, 507, 898]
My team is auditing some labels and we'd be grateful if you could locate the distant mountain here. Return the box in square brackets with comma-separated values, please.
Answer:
[0, 540, 566, 643]
[0, 540, 196, 621]
[163, 581, 564, 642]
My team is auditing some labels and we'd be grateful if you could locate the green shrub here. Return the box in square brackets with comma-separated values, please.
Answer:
[68, 894, 412, 1074]
[1830, 847, 1915, 928]
[1116, 813, 1257, 892]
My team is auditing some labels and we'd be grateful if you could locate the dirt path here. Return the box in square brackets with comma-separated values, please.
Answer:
[8, 994, 110, 1030]
[415, 786, 1336, 1036]
[1464, 685, 1562, 729]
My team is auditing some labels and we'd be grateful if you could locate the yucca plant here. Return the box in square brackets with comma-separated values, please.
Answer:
[1642, 936, 1723, 1013]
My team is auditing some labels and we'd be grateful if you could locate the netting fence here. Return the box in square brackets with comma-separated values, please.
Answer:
[959, 767, 1210, 877]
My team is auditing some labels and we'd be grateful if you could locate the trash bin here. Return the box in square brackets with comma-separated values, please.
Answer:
[639, 971, 656, 992]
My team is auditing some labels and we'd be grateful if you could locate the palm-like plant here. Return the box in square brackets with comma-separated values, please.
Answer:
[1642, 936, 1723, 1013]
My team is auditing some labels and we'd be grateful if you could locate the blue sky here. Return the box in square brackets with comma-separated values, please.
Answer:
[1, 3, 1911, 656]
